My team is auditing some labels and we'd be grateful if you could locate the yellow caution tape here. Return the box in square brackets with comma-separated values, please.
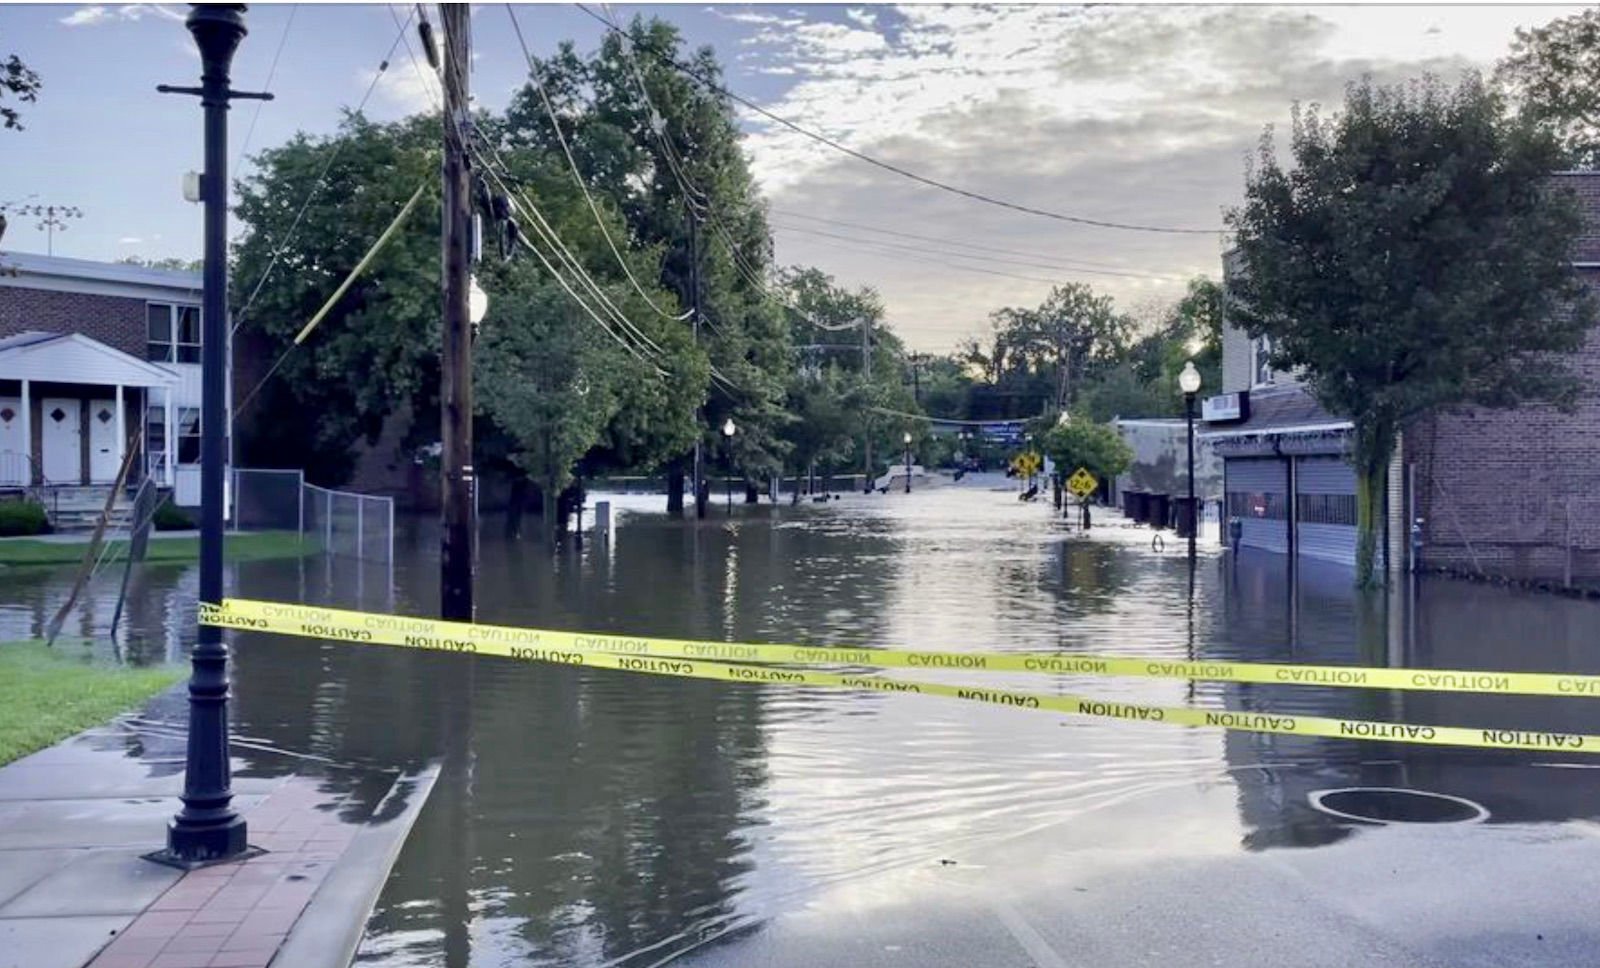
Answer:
[201, 599, 1600, 755]
[207, 598, 1600, 699]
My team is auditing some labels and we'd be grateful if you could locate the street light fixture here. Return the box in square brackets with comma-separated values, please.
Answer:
[152, 1, 273, 869]
[903, 431, 912, 494]
[723, 418, 737, 512]
[1179, 361, 1202, 558]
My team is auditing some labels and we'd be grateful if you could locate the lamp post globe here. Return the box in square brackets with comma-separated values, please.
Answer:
[1179, 360, 1202, 395]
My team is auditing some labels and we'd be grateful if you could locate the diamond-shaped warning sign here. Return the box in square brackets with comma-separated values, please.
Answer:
[1066, 467, 1098, 498]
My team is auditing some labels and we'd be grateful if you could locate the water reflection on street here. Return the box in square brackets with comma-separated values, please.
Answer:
[11, 485, 1600, 966]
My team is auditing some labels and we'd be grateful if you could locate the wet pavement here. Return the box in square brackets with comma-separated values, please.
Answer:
[0, 691, 435, 968]
[5, 483, 1600, 965]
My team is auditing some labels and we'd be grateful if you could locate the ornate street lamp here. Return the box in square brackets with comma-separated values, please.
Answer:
[1179, 360, 1203, 559]
[902, 431, 913, 494]
[152, 3, 271, 868]
[723, 418, 736, 512]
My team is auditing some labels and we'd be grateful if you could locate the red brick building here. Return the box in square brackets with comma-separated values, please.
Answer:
[1407, 172, 1600, 584]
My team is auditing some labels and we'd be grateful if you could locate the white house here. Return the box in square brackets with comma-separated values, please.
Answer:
[0, 253, 223, 508]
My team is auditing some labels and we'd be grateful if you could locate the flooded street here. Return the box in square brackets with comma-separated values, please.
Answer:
[10, 485, 1600, 966]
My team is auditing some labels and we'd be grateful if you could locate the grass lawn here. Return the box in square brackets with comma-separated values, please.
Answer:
[0, 530, 316, 567]
[0, 641, 182, 766]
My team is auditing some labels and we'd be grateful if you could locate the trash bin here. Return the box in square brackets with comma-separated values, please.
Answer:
[1128, 491, 1148, 523]
[1172, 496, 1197, 539]
[1148, 493, 1171, 530]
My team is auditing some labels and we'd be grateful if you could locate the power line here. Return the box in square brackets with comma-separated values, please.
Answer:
[468, 136, 672, 361]
[575, 3, 1223, 237]
[233, 8, 418, 335]
[505, 4, 691, 322]
[771, 209, 1186, 275]
[771, 221, 1186, 281]
[235, 4, 296, 173]
[601, 11, 851, 338]
[777, 230, 1077, 286]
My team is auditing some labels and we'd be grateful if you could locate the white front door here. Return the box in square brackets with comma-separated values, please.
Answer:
[87, 399, 119, 483]
[41, 398, 81, 484]
[0, 397, 24, 486]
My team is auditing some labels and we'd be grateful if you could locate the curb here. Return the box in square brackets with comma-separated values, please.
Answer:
[271, 764, 441, 968]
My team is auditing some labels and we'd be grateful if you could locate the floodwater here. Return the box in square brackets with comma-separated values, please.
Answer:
[9, 481, 1600, 966]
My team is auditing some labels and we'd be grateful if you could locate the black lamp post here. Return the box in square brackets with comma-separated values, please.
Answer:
[722, 418, 736, 513]
[152, 4, 271, 868]
[902, 431, 912, 494]
[1179, 360, 1202, 559]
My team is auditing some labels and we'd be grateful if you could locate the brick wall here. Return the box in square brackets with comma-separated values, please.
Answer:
[1409, 267, 1600, 584]
[0, 285, 146, 358]
[1559, 173, 1600, 263]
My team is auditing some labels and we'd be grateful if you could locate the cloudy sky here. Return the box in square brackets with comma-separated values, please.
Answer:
[0, 3, 1583, 351]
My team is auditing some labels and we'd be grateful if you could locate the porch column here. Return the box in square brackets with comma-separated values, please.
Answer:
[115, 384, 126, 482]
[165, 391, 176, 488]
[19, 379, 30, 485]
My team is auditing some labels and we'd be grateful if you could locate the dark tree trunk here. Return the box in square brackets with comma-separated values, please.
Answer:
[506, 475, 528, 539]
[666, 465, 685, 515]
[744, 481, 759, 504]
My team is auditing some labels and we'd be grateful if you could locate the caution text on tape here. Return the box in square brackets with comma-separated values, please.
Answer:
[200, 600, 1600, 755]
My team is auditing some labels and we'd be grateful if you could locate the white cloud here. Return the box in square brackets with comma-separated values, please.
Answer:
[727, 4, 1580, 352]
[59, 6, 110, 27]
[117, 236, 143, 244]
[60, 4, 183, 27]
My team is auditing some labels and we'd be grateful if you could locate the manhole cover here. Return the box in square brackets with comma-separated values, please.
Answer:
[1309, 787, 1488, 825]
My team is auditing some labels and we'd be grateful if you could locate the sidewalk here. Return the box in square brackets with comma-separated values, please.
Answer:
[0, 694, 436, 968]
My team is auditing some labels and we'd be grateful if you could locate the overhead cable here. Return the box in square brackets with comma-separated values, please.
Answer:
[771, 210, 1189, 278]
[575, 3, 1223, 236]
[505, 4, 692, 321]
[234, 8, 418, 335]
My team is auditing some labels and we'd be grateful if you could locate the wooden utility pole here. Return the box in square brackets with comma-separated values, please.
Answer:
[689, 211, 708, 519]
[861, 316, 872, 492]
[440, 5, 474, 619]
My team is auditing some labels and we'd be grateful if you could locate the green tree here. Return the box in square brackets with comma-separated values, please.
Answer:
[231, 112, 441, 484]
[2, 53, 40, 131]
[1040, 416, 1133, 482]
[1227, 74, 1595, 584]
[117, 256, 203, 273]
[1496, 9, 1600, 168]
[504, 17, 794, 504]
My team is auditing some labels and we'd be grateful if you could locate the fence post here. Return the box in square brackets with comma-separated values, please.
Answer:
[356, 497, 364, 560]
[324, 489, 332, 553]
[1565, 496, 1574, 589]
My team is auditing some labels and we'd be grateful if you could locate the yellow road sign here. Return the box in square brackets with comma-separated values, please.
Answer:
[1067, 467, 1098, 498]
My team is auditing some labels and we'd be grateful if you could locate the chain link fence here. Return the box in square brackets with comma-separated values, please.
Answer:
[230, 468, 394, 565]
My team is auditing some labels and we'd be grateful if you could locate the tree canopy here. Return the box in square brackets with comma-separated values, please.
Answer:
[2, 52, 40, 131]
[1227, 73, 1595, 582]
[1497, 8, 1600, 169]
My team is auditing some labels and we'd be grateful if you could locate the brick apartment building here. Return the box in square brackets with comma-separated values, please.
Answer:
[0, 252, 215, 508]
[1205, 171, 1600, 583]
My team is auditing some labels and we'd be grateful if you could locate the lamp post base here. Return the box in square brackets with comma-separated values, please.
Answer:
[146, 818, 258, 871]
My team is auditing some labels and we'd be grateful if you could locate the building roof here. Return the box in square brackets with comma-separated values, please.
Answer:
[1199, 384, 1352, 457]
[0, 331, 63, 353]
[0, 330, 177, 387]
[0, 252, 200, 293]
